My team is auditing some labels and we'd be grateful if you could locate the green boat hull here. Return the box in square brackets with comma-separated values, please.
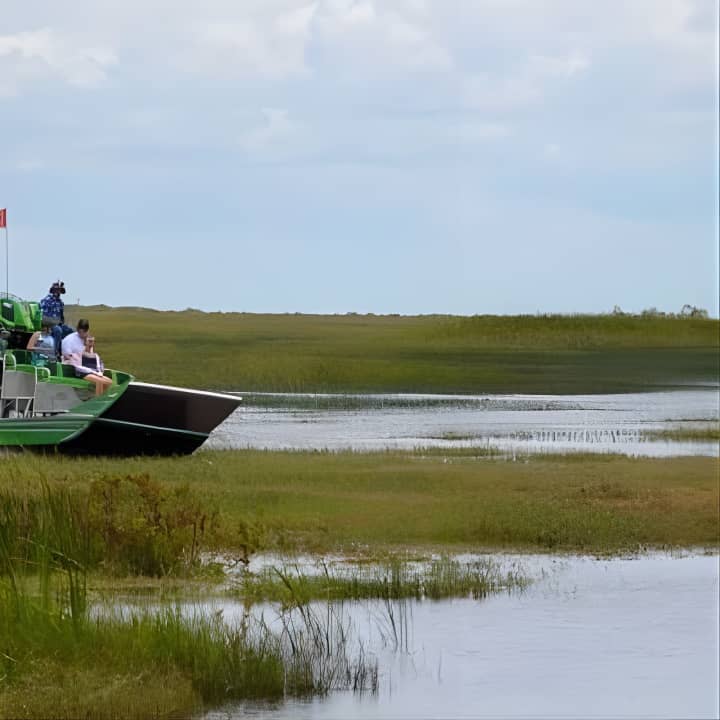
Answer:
[1, 351, 241, 455]
[0, 415, 93, 446]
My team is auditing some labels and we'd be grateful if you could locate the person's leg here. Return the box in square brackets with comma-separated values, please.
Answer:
[86, 373, 112, 396]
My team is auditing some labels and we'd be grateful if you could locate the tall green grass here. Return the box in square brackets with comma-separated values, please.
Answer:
[0, 483, 378, 718]
[0, 475, 215, 578]
[66, 306, 719, 393]
[2, 450, 717, 555]
[234, 556, 529, 605]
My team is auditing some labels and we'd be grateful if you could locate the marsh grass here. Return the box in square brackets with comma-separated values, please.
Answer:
[431, 432, 483, 441]
[645, 426, 720, 442]
[1, 447, 716, 716]
[1, 599, 378, 718]
[1, 450, 717, 556]
[0, 489, 378, 718]
[69, 306, 719, 393]
[233, 556, 529, 605]
[0, 475, 216, 579]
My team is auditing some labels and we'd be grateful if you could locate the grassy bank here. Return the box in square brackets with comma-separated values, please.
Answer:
[646, 426, 720, 442]
[1, 449, 717, 717]
[1, 578, 377, 719]
[0, 483, 379, 718]
[2, 450, 717, 555]
[0, 481, 527, 718]
[66, 306, 719, 393]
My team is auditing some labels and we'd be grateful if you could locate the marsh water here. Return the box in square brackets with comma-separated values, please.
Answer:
[184, 552, 718, 719]
[208, 389, 719, 457]
[196, 392, 720, 717]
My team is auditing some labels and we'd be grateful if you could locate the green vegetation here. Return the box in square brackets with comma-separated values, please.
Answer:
[0, 476, 216, 579]
[2, 450, 717, 555]
[67, 305, 719, 393]
[1, 448, 717, 716]
[645, 425, 720, 443]
[0, 484, 377, 718]
[234, 557, 529, 605]
[1, 587, 377, 719]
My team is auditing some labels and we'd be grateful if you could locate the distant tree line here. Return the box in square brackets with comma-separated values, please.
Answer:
[612, 304, 710, 319]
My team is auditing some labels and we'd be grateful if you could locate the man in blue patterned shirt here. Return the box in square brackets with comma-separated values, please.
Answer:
[39, 281, 72, 358]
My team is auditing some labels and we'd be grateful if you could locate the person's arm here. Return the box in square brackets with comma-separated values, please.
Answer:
[26, 332, 40, 350]
[64, 351, 82, 367]
[61, 336, 76, 362]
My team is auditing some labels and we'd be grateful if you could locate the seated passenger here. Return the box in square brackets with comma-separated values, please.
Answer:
[62, 319, 112, 396]
[26, 321, 57, 366]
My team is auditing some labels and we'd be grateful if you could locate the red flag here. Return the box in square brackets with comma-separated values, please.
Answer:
[0, 209, 6, 228]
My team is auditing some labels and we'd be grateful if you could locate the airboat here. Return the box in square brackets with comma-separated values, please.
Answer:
[0, 294, 240, 455]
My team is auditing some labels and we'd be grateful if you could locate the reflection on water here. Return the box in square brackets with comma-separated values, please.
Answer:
[208, 390, 719, 457]
[202, 553, 719, 720]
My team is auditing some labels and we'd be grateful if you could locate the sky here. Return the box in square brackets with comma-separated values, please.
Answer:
[0, 0, 718, 315]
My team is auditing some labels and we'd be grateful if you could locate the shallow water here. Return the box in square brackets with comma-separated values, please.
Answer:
[203, 553, 719, 720]
[208, 390, 719, 457]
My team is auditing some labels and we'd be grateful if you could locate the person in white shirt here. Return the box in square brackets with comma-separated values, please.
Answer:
[62, 319, 112, 396]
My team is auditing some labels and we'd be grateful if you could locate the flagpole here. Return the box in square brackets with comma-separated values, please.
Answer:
[0, 209, 7, 298]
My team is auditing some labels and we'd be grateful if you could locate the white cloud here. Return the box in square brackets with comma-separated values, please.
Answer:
[0, 28, 116, 96]
[315, 1, 453, 72]
[0, 0, 714, 173]
[529, 52, 589, 79]
[191, 3, 317, 78]
[239, 108, 295, 152]
[463, 51, 590, 111]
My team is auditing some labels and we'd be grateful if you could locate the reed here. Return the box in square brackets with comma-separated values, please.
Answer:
[1, 517, 377, 718]
[0, 474, 216, 580]
[0, 601, 377, 717]
[233, 556, 529, 605]
[66, 306, 719, 394]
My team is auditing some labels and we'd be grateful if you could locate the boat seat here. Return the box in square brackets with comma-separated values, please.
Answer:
[1, 355, 36, 417]
[34, 368, 93, 414]
[59, 364, 78, 378]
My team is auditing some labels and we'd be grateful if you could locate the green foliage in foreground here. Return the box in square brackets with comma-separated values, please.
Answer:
[0, 448, 716, 716]
[0, 492, 378, 718]
[1, 482, 531, 718]
[2, 450, 717, 555]
[0, 594, 377, 718]
[0, 475, 215, 579]
[69, 305, 719, 393]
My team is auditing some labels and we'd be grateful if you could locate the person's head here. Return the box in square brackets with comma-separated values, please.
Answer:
[41, 321, 52, 334]
[50, 281, 66, 298]
[77, 319, 90, 341]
